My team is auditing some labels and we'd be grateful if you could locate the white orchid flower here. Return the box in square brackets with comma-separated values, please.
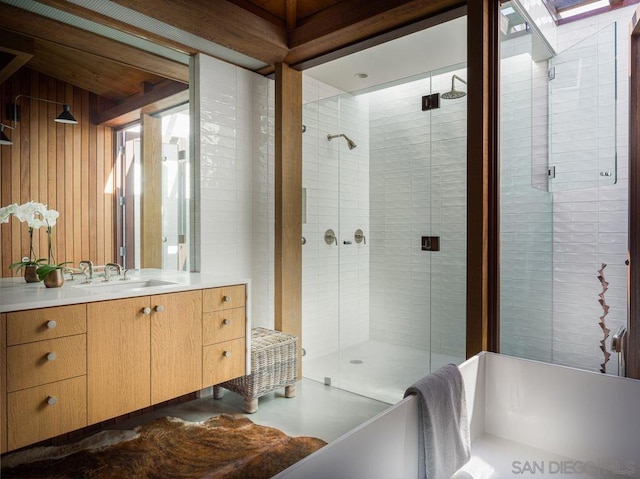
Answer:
[43, 209, 59, 228]
[14, 201, 51, 229]
[0, 203, 17, 223]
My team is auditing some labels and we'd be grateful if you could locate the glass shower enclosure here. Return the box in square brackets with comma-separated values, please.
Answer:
[499, 0, 620, 373]
[301, 64, 468, 404]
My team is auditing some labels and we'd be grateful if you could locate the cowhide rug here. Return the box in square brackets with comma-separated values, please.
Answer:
[1, 414, 326, 479]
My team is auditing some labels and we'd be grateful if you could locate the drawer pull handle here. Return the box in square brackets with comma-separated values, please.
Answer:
[46, 320, 57, 329]
[223, 351, 231, 358]
[46, 352, 57, 362]
[155, 305, 165, 313]
[222, 319, 230, 326]
[223, 295, 231, 302]
[142, 307, 152, 315]
[47, 396, 58, 406]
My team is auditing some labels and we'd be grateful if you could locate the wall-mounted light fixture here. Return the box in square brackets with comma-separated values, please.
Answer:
[0, 95, 79, 146]
[0, 125, 11, 146]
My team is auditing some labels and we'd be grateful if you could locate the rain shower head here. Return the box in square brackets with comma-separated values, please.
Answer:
[327, 133, 357, 150]
[441, 74, 467, 100]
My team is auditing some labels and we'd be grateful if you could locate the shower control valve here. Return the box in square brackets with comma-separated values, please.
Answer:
[324, 229, 337, 245]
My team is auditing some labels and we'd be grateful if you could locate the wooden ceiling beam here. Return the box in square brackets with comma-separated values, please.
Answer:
[286, 0, 298, 32]
[35, 0, 198, 56]
[286, 0, 464, 65]
[107, 0, 289, 65]
[0, 29, 34, 85]
[97, 80, 189, 128]
[225, 0, 285, 26]
[0, 3, 188, 84]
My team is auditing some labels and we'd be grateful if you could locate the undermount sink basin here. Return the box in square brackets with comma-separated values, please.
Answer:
[71, 279, 176, 293]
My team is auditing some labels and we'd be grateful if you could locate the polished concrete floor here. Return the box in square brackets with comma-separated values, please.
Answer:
[303, 340, 464, 404]
[106, 378, 389, 443]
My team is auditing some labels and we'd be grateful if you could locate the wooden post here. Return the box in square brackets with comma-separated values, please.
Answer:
[466, 0, 500, 357]
[628, 9, 640, 379]
[141, 113, 163, 268]
[274, 63, 303, 377]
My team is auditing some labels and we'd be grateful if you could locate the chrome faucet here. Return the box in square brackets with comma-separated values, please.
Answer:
[79, 260, 94, 282]
[104, 263, 122, 282]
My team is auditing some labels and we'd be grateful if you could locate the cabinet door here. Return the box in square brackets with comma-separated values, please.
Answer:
[87, 297, 151, 424]
[150, 290, 202, 404]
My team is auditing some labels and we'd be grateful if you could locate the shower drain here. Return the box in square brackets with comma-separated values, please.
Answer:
[350, 359, 364, 364]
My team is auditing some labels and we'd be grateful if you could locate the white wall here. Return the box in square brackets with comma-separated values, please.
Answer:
[192, 53, 275, 329]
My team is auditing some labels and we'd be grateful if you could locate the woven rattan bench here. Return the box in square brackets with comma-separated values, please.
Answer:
[213, 327, 298, 413]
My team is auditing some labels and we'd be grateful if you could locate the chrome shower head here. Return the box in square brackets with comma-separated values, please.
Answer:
[441, 74, 467, 100]
[327, 133, 357, 150]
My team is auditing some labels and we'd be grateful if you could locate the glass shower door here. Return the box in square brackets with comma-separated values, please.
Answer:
[428, 65, 468, 370]
[301, 65, 468, 405]
[548, 22, 617, 191]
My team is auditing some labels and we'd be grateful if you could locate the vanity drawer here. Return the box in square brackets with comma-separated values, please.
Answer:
[7, 304, 86, 346]
[203, 285, 246, 312]
[203, 308, 246, 345]
[203, 337, 246, 386]
[7, 334, 87, 392]
[7, 375, 87, 451]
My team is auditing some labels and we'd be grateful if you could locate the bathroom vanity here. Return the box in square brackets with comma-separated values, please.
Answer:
[0, 270, 250, 452]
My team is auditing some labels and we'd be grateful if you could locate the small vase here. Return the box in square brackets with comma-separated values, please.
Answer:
[44, 269, 64, 288]
[24, 265, 39, 283]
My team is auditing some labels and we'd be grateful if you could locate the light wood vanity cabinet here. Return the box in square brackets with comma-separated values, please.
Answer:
[4, 305, 88, 451]
[87, 290, 203, 424]
[2, 283, 247, 452]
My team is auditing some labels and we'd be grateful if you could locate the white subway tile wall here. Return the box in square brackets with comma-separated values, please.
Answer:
[192, 53, 275, 329]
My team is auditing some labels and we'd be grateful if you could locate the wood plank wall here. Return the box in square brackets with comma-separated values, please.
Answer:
[0, 68, 117, 277]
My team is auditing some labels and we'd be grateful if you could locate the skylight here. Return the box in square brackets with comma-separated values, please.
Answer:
[557, 0, 609, 19]
[544, 0, 639, 22]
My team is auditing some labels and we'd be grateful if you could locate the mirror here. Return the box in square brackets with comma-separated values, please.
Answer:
[116, 105, 191, 271]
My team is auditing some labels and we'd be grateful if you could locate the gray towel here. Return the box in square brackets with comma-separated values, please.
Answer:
[404, 364, 471, 479]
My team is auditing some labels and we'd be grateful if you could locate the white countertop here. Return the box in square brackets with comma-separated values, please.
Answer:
[0, 269, 250, 313]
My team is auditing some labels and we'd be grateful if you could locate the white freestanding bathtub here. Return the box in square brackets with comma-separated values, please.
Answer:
[274, 352, 640, 478]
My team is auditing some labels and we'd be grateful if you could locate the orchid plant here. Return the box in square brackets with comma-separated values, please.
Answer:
[2, 202, 61, 275]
